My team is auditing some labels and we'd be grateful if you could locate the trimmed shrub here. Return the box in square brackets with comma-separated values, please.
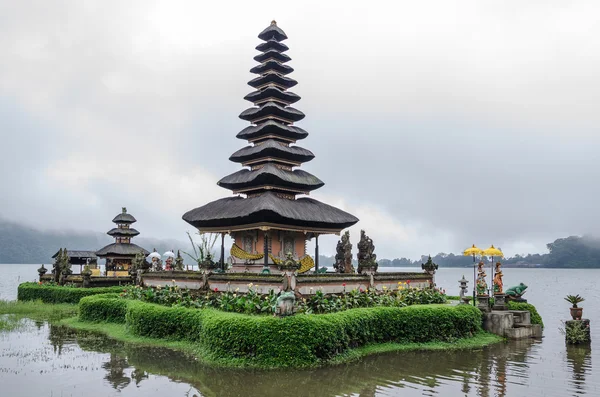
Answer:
[17, 282, 126, 304]
[80, 296, 483, 367]
[79, 294, 128, 323]
[507, 301, 544, 328]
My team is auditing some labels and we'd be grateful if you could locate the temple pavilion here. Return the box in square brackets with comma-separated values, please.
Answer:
[182, 21, 358, 273]
[96, 207, 149, 273]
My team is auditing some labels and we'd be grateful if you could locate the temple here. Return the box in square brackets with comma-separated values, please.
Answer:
[182, 21, 358, 273]
[96, 207, 149, 274]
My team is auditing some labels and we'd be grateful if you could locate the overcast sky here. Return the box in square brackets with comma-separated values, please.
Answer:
[1, 1, 599, 259]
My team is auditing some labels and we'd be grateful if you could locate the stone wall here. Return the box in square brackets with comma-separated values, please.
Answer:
[141, 271, 432, 295]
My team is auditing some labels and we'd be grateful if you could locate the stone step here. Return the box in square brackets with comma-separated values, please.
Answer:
[514, 323, 532, 328]
[510, 310, 531, 326]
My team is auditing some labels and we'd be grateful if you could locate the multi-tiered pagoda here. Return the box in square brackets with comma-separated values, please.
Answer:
[182, 21, 358, 273]
[96, 207, 149, 272]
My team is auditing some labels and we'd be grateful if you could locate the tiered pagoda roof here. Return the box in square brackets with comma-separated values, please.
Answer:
[96, 208, 149, 257]
[182, 21, 358, 233]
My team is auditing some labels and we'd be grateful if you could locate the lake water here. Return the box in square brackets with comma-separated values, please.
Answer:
[1, 264, 597, 396]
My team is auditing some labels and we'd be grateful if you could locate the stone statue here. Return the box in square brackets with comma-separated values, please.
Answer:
[493, 262, 504, 294]
[55, 248, 72, 285]
[505, 283, 528, 300]
[476, 261, 488, 296]
[333, 231, 354, 273]
[357, 230, 377, 274]
[165, 257, 174, 271]
[275, 291, 296, 317]
[175, 250, 184, 271]
[81, 264, 92, 288]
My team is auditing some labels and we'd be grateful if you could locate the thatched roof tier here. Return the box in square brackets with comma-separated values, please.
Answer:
[258, 21, 288, 42]
[229, 140, 314, 164]
[52, 250, 97, 259]
[96, 243, 149, 257]
[182, 192, 358, 233]
[248, 73, 297, 90]
[256, 39, 289, 53]
[253, 50, 291, 64]
[244, 87, 300, 106]
[112, 210, 136, 224]
[107, 227, 140, 237]
[250, 61, 294, 76]
[239, 102, 304, 124]
[218, 164, 323, 193]
[236, 120, 308, 142]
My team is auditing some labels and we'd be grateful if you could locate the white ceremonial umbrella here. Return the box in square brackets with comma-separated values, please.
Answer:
[163, 251, 175, 258]
[147, 252, 161, 259]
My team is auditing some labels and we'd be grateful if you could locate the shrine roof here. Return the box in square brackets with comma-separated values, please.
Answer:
[96, 243, 149, 257]
[182, 192, 359, 232]
[229, 140, 314, 164]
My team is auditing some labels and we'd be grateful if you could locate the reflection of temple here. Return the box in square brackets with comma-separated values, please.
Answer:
[182, 21, 358, 273]
[102, 353, 132, 390]
[96, 208, 149, 274]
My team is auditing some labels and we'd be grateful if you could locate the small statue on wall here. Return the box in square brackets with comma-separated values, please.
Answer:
[493, 262, 503, 294]
[476, 261, 488, 296]
[357, 230, 377, 274]
[333, 231, 354, 273]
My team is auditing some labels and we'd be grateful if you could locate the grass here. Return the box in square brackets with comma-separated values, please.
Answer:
[330, 332, 502, 365]
[0, 300, 78, 331]
[61, 317, 503, 369]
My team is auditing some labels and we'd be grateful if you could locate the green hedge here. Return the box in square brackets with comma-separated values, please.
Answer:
[79, 294, 129, 323]
[507, 301, 544, 328]
[79, 296, 483, 367]
[17, 282, 126, 304]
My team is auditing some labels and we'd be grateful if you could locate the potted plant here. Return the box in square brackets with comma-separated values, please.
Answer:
[564, 294, 585, 320]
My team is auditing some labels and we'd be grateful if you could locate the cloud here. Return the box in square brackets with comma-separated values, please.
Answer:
[1, 1, 600, 259]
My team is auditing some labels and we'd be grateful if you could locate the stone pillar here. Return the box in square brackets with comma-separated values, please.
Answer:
[493, 293, 507, 310]
[262, 231, 270, 274]
[220, 233, 225, 271]
[477, 295, 490, 312]
[314, 234, 319, 274]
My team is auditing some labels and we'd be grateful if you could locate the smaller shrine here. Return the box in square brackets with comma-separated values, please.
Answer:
[96, 207, 149, 275]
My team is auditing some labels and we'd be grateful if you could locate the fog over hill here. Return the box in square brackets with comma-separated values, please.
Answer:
[2, 219, 599, 268]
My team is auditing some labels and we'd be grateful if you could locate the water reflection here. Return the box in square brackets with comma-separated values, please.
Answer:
[46, 324, 545, 397]
[566, 345, 592, 395]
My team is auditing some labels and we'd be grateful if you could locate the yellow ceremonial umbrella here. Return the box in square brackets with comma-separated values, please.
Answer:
[463, 244, 483, 305]
[483, 245, 504, 295]
[464, 244, 483, 262]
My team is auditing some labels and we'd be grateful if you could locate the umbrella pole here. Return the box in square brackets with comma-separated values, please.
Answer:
[490, 256, 494, 298]
[472, 253, 476, 307]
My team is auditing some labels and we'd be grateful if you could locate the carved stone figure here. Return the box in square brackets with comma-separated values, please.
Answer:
[130, 251, 145, 277]
[275, 291, 296, 317]
[54, 248, 72, 285]
[333, 231, 354, 273]
[476, 261, 488, 296]
[357, 230, 377, 274]
[175, 250, 185, 271]
[81, 264, 92, 288]
[505, 283, 528, 300]
[493, 262, 504, 294]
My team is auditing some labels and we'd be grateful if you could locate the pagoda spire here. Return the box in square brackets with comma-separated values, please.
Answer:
[182, 22, 358, 235]
[217, 22, 322, 198]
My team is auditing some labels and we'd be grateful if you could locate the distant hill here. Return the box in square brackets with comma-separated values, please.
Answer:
[2, 219, 598, 268]
[0, 219, 190, 264]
